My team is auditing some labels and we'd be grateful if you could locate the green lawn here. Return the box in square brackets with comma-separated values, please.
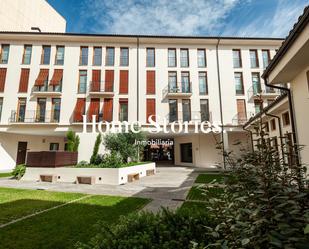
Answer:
[194, 173, 226, 184]
[0, 172, 12, 178]
[0, 187, 149, 249]
[186, 185, 224, 201]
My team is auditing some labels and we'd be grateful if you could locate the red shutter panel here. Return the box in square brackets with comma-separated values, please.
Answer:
[35, 69, 49, 86]
[73, 98, 86, 122]
[146, 99, 156, 123]
[0, 68, 7, 92]
[105, 70, 114, 92]
[18, 69, 30, 93]
[103, 98, 113, 122]
[237, 99, 247, 121]
[146, 71, 155, 94]
[50, 69, 63, 86]
[119, 70, 128, 94]
[91, 70, 101, 91]
[88, 98, 100, 121]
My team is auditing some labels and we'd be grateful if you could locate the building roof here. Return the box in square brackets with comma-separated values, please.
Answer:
[243, 93, 288, 128]
[262, 5, 309, 79]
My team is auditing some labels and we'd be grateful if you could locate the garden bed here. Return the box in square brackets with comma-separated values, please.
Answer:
[21, 162, 156, 185]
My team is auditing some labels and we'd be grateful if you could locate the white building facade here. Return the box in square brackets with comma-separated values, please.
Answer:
[0, 32, 283, 171]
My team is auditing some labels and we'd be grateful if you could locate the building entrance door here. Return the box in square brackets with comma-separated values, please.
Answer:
[144, 139, 174, 164]
[16, 141, 28, 165]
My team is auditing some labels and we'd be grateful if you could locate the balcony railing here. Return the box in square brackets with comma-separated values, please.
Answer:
[9, 110, 60, 123]
[247, 85, 281, 101]
[232, 112, 255, 126]
[163, 82, 192, 98]
[165, 111, 212, 123]
[88, 81, 114, 93]
[32, 85, 62, 93]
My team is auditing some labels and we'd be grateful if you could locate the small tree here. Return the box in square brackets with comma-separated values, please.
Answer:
[90, 133, 102, 164]
[66, 130, 80, 152]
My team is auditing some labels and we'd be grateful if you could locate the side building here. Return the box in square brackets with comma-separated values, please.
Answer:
[0, 32, 283, 171]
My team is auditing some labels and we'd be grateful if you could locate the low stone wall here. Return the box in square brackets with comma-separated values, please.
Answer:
[21, 162, 156, 185]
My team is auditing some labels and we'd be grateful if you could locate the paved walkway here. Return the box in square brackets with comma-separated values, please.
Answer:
[0, 166, 198, 212]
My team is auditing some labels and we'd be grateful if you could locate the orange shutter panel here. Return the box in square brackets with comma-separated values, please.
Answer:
[146, 71, 155, 94]
[88, 98, 100, 121]
[146, 99, 156, 123]
[105, 70, 114, 92]
[91, 70, 101, 91]
[0, 68, 7, 92]
[237, 100, 247, 120]
[74, 98, 86, 122]
[50, 69, 63, 86]
[103, 98, 113, 122]
[119, 70, 129, 94]
[35, 69, 49, 86]
[18, 69, 30, 93]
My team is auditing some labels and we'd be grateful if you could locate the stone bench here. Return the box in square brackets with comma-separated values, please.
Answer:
[76, 176, 95, 185]
[40, 174, 58, 183]
[127, 173, 139, 182]
[146, 169, 155, 176]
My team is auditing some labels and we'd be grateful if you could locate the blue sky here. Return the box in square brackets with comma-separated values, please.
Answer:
[47, 0, 308, 37]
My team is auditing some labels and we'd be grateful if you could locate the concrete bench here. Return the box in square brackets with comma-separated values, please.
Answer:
[146, 169, 155, 176]
[76, 176, 95, 185]
[40, 174, 58, 183]
[127, 173, 139, 182]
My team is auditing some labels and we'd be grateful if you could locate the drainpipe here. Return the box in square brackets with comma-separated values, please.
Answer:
[215, 38, 226, 169]
[136, 37, 140, 122]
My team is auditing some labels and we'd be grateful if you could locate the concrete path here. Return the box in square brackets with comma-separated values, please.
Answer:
[0, 166, 198, 212]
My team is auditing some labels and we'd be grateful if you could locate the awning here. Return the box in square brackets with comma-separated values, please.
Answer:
[50, 69, 63, 86]
[34, 69, 49, 86]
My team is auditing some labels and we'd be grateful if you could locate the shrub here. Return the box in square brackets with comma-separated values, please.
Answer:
[76, 161, 88, 167]
[90, 134, 102, 165]
[12, 164, 26, 180]
[101, 152, 123, 168]
[66, 130, 80, 152]
[75, 208, 212, 249]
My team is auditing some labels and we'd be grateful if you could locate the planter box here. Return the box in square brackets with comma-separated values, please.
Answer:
[26, 151, 78, 167]
[21, 162, 156, 185]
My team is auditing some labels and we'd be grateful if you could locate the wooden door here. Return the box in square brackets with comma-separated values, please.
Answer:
[16, 142, 27, 165]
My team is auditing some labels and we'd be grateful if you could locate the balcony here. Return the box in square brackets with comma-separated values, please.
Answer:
[232, 112, 255, 126]
[9, 110, 60, 124]
[166, 111, 212, 123]
[163, 82, 192, 98]
[247, 85, 281, 103]
[88, 81, 114, 96]
[32, 85, 62, 96]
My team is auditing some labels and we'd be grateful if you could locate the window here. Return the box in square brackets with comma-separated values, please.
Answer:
[282, 112, 290, 126]
[0, 68, 7, 92]
[119, 99, 128, 121]
[93, 47, 102, 66]
[22, 45, 32, 64]
[262, 50, 270, 68]
[146, 48, 155, 67]
[41, 45, 51, 65]
[168, 72, 177, 92]
[270, 119, 276, 131]
[17, 98, 27, 122]
[79, 46, 88, 65]
[252, 72, 261, 94]
[237, 99, 247, 123]
[146, 71, 155, 94]
[106, 47, 115, 66]
[182, 100, 191, 122]
[234, 72, 244, 95]
[36, 98, 47, 122]
[78, 70, 87, 93]
[180, 49, 189, 67]
[169, 99, 178, 122]
[51, 98, 61, 122]
[146, 99, 156, 123]
[199, 72, 208, 95]
[200, 99, 209, 121]
[120, 47, 129, 66]
[197, 49, 206, 67]
[232, 49, 242, 68]
[254, 99, 262, 114]
[264, 122, 269, 132]
[18, 68, 30, 93]
[180, 143, 193, 163]
[249, 49, 259, 68]
[181, 72, 190, 93]
[0, 98, 3, 121]
[55, 46, 65, 65]
[119, 70, 129, 94]
[0, 44, 9, 64]
[50, 143, 59, 151]
[168, 48, 176, 67]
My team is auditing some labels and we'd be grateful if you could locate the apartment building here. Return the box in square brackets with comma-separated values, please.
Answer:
[0, 32, 283, 171]
[0, 0, 66, 32]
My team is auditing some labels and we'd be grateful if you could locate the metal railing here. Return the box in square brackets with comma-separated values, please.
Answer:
[247, 85, 281, 100]
[32, 85, 62, 93]
[9, 110, 60, 123]
[232, 112, 255, 126]
[165, 111, 212, 123]
[162, 82, 192, 96]
[89, 81, 114, 93]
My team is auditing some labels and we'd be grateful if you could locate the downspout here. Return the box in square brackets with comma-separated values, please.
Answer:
[136, 37, 140, 121]
[215, 38, 226, 169]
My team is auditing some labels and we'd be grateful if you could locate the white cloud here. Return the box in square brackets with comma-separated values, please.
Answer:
[81, 0, 245, 35]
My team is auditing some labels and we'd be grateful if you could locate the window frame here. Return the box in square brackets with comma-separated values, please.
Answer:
[120, 47, 129, 66]
[232, 49, 242, 68]
[282, 112, 290, 126]
[168, 48, 177, 67]
[105, 47, 115, 66]
[146, 48, 155, 67]
[262, 49, 270, 69]
[249, 49, 259, 68]
[22, 44, 32, 65]
[55, 46, 65, 65]
[0, 44, 10, 64]
[78, 70, 88, 94]
[234, 72, 244, 95]
[41, 45, 51, 65]
[93, 47, 102, 66]
[180, 48, 189, 67]
[198, 71, 208, 95]
[197, 49, 206, 68]
[79, 46, 89, 66]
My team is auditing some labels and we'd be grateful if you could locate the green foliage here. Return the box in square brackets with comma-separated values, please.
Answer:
[66, 130, 80, 152]
[12, 164, 26, 180]
[90, 134, 102, 164]
[75, 208, 212, 249]
[103, 128, 146, 163]
[100, 151, 123, 168]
